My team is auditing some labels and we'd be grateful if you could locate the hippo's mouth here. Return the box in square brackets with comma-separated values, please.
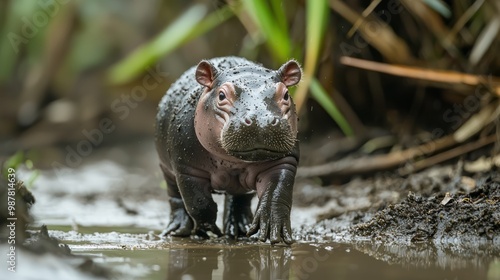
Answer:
[220, 123, 297, 161]
[227, 148, 290, 161]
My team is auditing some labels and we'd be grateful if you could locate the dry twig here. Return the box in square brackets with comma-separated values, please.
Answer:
[340, 56, 500, 96]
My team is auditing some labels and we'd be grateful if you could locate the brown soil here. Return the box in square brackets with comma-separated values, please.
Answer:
[293, 165, 500, 245]
[353, 175, 500, 242]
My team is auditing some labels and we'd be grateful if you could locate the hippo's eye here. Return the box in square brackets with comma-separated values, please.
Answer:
[218, 91, 226, 101]
[283, 90, 289, 101]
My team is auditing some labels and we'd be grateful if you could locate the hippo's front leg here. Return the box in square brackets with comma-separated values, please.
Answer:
[177, 174, 222, 238]
[247, 162, 296, 244]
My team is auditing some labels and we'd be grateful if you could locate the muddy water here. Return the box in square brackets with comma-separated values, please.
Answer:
[16, 143, 500, 279]
[43, 226, 497, 280]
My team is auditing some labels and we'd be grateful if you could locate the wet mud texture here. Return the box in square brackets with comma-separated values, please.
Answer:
[0, 177, 111, 279]
[353, 177, 500, 242]
[353, 175, 500, 242]
[294, 166, 499, 244]
[290, 166, 500, 271]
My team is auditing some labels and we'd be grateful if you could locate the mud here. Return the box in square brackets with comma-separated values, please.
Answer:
[2, 141, 499, 279]
[293, 165, 500, 244]
[353, 176, 500, 242]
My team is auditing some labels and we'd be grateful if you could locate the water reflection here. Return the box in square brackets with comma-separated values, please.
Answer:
[163, 242, 334, 280]
[353, 240, 499, 270]
[66, 231, 498, 280]
[160, 240, 496, 280]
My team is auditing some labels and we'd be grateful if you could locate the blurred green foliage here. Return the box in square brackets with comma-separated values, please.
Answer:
[242, 0, 294, 62]
[2, 0, 499, 148]
[2, 151, 39, 187]
[0, 1, 46, 83]
[109, 4, 235, 84]
[108, 0, 354, 135]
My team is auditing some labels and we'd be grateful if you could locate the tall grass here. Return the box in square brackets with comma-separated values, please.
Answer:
[108, 1, 354, 136]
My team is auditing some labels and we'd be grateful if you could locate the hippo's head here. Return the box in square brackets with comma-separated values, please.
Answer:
[194, 59, 302, 162]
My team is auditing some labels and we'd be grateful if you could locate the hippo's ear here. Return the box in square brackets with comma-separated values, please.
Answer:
[196, 60, 218, 88]
[277, 60, 302, 87]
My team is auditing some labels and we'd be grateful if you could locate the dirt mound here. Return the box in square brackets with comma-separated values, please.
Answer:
[353, 175, 500, 242]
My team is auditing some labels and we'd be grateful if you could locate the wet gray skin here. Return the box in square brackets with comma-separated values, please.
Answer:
[155, 56, 302, 244]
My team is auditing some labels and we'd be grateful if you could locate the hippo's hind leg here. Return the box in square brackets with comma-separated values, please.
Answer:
[160, 167, 194, 237]
[223, 193, 254, 238]
[177, 174, 222, 238]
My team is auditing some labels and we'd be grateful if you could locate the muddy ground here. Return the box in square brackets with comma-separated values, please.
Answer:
[1, 141, 499, 278]
[294, 166, 500, 243]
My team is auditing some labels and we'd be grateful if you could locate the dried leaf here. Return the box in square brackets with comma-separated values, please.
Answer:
[440, 192, 453, 205]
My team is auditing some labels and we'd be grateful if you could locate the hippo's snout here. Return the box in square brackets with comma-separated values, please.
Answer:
[241, 112, 281, 128]
[221, 114, 296, 161]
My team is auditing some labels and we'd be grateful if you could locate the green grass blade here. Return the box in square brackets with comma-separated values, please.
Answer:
[310, 79, 353, 136]
[108, 4, 233, 84]
[242, 0, 291, 62]
[270, 0, 288, 39]
[305, 0, 329, 62]
[0, 1, 40, 83]
[2, 151, 24, 180]
[185, 4, 235, 42]
[294, 0, 329, 111]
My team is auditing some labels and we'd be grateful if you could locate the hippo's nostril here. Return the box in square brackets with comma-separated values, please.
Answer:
[271, 117, 279, 126]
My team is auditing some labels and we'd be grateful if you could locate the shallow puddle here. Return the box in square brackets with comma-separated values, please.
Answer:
[46, 226, 500, 280]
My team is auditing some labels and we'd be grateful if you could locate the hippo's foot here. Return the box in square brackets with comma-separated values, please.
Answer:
[161, 197, 193, 237]
[193, 222, 222, 238]
[223, 194, 254, 238]
[247, 192, 293, 244]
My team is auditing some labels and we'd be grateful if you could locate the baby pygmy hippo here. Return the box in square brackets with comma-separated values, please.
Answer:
[155, 56, 301, 244]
